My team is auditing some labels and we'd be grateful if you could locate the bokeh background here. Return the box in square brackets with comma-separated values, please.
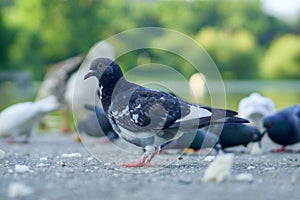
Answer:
[0, 0, 299, 112]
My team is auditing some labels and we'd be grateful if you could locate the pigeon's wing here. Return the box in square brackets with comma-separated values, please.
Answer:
[169, 103, 241, 130]
[110, 87, 192, 132]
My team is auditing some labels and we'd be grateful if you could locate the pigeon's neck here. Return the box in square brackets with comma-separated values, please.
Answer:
[99, 75, 129, 113]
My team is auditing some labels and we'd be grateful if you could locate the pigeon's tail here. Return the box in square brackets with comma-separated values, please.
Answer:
[169, 115, 248, 132]
[35, 96, 61, 113]
[202, 106, 238, 118]
[84, 104, 96, 112]
[84, 104, 105, 115]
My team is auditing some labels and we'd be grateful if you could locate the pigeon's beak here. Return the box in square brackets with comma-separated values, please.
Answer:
[84, 70, 95, 80]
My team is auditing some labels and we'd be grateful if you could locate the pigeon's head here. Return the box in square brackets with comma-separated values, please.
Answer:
[84, 58, 123, 83]
[263, 114, 290, 136]
[248, 126, 262, 142]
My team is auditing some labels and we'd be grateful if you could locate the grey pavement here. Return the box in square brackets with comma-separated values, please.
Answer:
[1, 132, 300, 200]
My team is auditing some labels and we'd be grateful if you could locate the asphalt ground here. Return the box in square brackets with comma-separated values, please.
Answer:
[1, 132, 300, 200]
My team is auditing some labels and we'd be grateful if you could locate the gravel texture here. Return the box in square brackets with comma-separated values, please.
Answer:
[1, 132, 300, 200]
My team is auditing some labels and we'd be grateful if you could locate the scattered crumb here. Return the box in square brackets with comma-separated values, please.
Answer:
[263, 167, 275, 171]
[87, 157, 94, 161]
[61, 153, 82, 158]
[247, 165, 256, 170]
[14, 165, 31, 173]
[204, 155, 215, 162]
[202, 153, 234, 183]
[8, 182, 33, 198]
[0, 149, 5, 159]
[235, 173, 254, 182]
[39, 157, 48, 161]
[60, 162, 66, 167]
[74, 135, 82, 143]
[36, 163, 49, 167]
[104, 163, 111, 166]
[183, 148, 195, 155]
[250, 142, 263, 155]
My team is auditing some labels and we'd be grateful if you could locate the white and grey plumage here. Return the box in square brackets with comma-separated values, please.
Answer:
[84, 58, 247, 167]
[238, 93, 275, 131]
[0, 96, 61, 142]
[36, 41, 115, 132]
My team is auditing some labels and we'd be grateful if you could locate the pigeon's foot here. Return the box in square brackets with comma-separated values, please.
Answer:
[271, 146, 286, 153]
[6, 137, 29, 144]
[60, 109, 70, 133]
[122, 145, 158, 168]
[6, 137, 16, 144]
[121, 161, 151, 167]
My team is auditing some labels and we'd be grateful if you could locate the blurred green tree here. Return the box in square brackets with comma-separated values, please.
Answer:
[260, 34, 300, 79]
[0, 5, 13, 70]
[195, 27, 260, 79]
[0, 0, 297, 80]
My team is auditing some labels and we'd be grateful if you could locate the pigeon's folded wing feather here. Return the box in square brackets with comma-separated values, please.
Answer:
[110, 87, 192, 132]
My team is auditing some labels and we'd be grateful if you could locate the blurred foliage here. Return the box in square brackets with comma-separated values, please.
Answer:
[0, 0, 299, 80]
[195, 27, 260, 79]
[260, 34, 300, 79]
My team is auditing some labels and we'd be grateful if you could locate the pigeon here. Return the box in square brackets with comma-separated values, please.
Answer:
[161, 129, 221, 152]
[0, 96, 61, 142]
[84, 58, 248, 167]
[263, 105, 300, 152]
[238, 93, 275, 131]
[208, 122, 262, 150]
[36, 41, 115, 132]
[162, 122, 262, 153]
[36, 56, 84, 132]
[78, 105, 119, 141]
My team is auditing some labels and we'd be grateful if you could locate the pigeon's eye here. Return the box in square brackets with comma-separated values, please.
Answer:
[97, 63, 104, 69]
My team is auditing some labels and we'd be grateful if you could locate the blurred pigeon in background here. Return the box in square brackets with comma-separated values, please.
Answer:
[263, 105, 300, 152]
[36, 56, 84, 132]
[238, 93, 275, 131]
[36, 41, 115, 132]
[161, 130, 221, 152]
[65, 41, 115, 122]
[0, 96, 61, 142]
[164, 122, 262, 153]
[206, 122, 262, 151]
[84, 57, 248, 167]
[78, 105, 118, 141]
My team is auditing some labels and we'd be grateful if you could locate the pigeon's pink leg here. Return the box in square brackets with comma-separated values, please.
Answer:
[122, 154, 149, 167]
[144, 150, 158, 166]
[6, 137, 16, 144]
[61, 109, 70, 133]
[122, 146, 157, 167]
[271, 146, 286, 153]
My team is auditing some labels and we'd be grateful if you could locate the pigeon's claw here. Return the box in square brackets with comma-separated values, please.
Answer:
[122, 161, 150, 167]
[122, 146, 158, 167]
[271, 146, 286, 153]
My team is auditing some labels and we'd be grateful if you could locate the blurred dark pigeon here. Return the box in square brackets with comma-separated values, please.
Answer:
[78, 105, 118, 141]
[161, 130, 221, 152]
[263, 105, 300, 152]
[84, 57, 248, 167]
[163, 122, 261, 153]
[203, 122, 262, 152]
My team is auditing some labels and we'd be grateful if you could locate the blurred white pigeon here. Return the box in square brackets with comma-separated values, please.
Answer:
[238, 93, 275, 131]
[0, 96, 61, 142]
